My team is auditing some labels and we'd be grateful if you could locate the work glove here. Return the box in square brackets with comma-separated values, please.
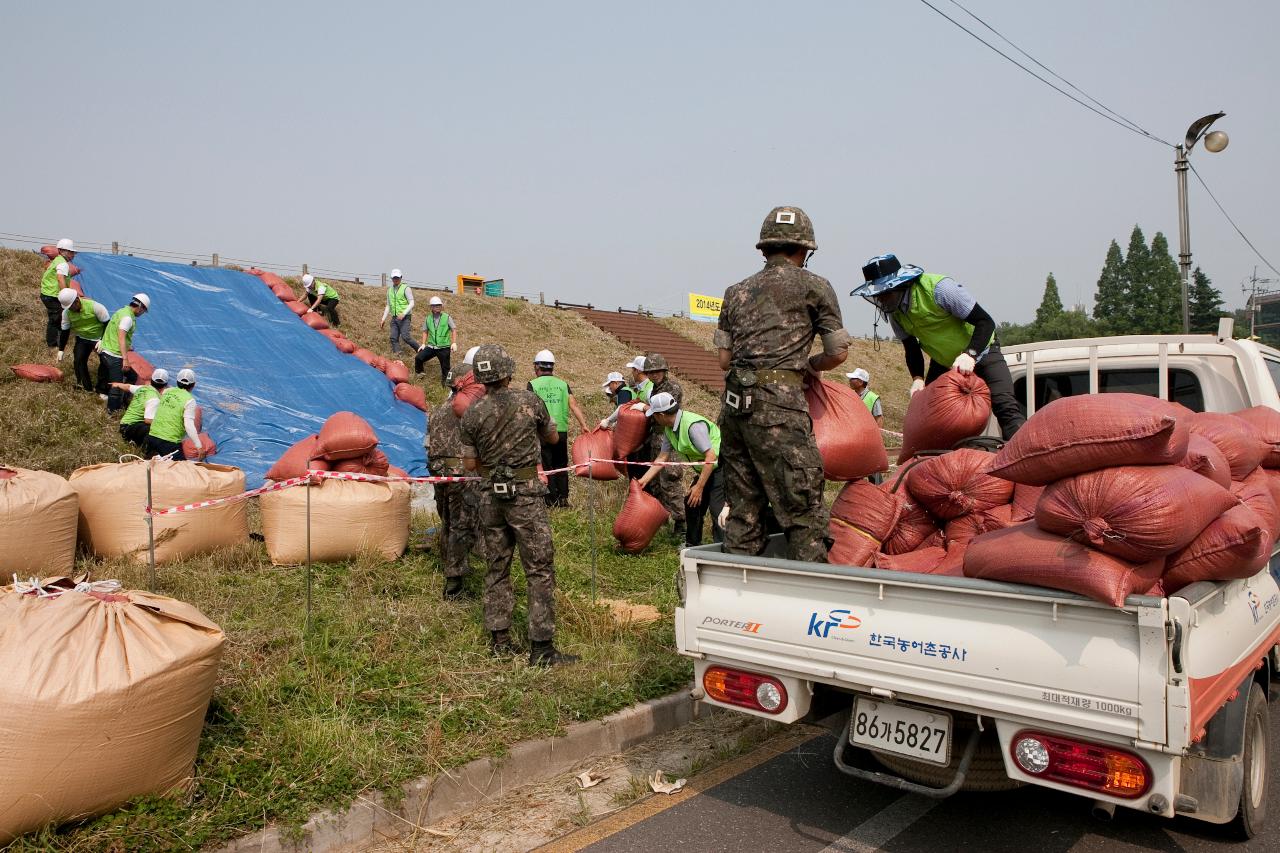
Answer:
[951, 352, 976, 374]
[630, 402, 648, 412]
[909, 378, 925, 397]
[451, 342, 457, 352]
[717, 503, 730, 529]
[598, 418, 610, 430]
[56, 350, 64, 362]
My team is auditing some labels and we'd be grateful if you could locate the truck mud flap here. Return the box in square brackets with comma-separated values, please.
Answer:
[832, 717, 981, 799]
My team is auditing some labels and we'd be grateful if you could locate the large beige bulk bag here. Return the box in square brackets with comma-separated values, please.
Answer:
[0, 466, 78, 575]
[69, 460, 248, 564]
[260, 477, 410, 564]
[0, 579, 224, 843]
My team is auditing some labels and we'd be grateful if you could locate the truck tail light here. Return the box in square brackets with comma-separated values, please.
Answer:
[703, 666, 788, 714]
[1011, 730, 1151, 799]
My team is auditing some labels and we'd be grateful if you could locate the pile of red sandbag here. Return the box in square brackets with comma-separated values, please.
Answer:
[805, 378, 887, 480]
[265, 412, 394, 480]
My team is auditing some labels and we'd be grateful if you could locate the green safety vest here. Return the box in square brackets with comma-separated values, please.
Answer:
[423, 312, 452, 348]
[40, 256, 65, 297]
[310, 281, 338, 302]
[150, 387, 193, 443]
[530, 375, 570, 432]
[634, 378, 653, 402]
[664, 410, 720, 465]
[861, 389, 880, 414]
[66, 297, 106, 342]
[100, 306, 136, 357]
[892, 273, 994, 367]
[387, 283, 410, 317]
[120, 384, 160, 426]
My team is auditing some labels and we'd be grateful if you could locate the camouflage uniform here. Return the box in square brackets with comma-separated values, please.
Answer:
[646, 371, 686, 525]
[428, 370, 485, 579]
[714, 207, 846, 562]
[460, 382, 560, 642]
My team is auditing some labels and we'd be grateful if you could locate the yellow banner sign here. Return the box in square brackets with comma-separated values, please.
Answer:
[689, 292, 722, 319]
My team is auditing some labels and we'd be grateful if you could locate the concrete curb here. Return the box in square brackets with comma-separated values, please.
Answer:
[213, 688, 697, 853]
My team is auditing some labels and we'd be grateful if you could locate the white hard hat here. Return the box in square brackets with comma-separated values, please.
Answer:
[131, 293, 151, 310]
[534, 349, 555, 365]
[151, 368, 170, 385]
[627, 355, 647, 371]
[56, 238, 74, 252]
[646, 392, 677, 416]
[846, 368, 870, 383]
[57, 288, 78, 308]
[464, 345, 480, 365]
[390, 269, 402, 279]
[602, 371, 625, 389]
[301, 273, 315, 288]
[429, 296, 444, 306]
[177, 368, 196, 386]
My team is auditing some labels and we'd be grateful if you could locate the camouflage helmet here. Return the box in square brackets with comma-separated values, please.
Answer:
[471, 344, 515, 383]
[643, 353, 669, 372]
[755, 205, 817, 251]
[446, 363, 473, 389]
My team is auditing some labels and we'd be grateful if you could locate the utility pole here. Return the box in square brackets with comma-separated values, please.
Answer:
[1243, 267, 1280, 340]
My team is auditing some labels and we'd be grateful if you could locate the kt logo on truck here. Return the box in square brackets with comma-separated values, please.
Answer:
[807, 608, 862, 639]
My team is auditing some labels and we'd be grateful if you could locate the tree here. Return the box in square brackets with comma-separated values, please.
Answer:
[1093, 240, 1128, 334]
[1121, 225, 1153, 332]
[1143, 232, 1181, 333]
[1188, 266, 1225, 333]
[1037, 307, 1098, 341]
[1034, 273, 1063, 327]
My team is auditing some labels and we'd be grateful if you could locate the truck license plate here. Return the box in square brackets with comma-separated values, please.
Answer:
[850, 698, 952, 766]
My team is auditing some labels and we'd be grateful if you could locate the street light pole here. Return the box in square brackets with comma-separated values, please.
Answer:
[1174, 111, 1228, 333]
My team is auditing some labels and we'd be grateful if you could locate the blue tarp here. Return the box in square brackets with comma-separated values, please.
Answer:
[74, 253, 427, 487]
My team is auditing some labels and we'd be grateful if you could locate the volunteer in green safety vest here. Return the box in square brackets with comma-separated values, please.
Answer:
[56, 287, 111, 395]
[41, 238, 77, 359]
[146, 368, 206, 460]
[845, 367, 883, 426]
[415, 295, 457, 385]
[378, 269, 418, 355]
[110, 368, 170, 448]
[853, 253, 1025, 439]
[100, 293, 151, 414]
[637, 391, 724, 546]
[528, 349, 590, 508]
[626, 355, 653, 401]
[302, 274, 341, 326]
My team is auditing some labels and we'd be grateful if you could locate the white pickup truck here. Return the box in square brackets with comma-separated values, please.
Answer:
[676, 322, 1280, 837]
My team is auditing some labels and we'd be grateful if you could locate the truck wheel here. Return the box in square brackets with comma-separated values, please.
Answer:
[1230, 682, 1268, 839]
[872, 719, 1021, 793]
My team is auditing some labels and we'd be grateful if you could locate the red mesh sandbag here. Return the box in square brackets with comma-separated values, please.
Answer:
[881, 494, 940, 555]
[394, 382, 426, 411]
[945, 504, 1013, 546]
[301, 312, 330, 331]
[897, 372, 992, 463]
[1179, 433, 1232, 488]
[317, 411, 378, 461]
[272, 284, 295, 301]
[875, 543, 967, 577]
[284, 300, 308, 317]
[805, 378, 887, 480]
[1187, 412, 1268, 480]
[612, 405, 649, 458]
[1232, 469, 1279, 544]
[258, 272, 288, 288]
[905, 449, 1013, 520]
[1035, 465, 1235, 562]
[1010, 482, 1044, 522]
[828, 517, 878, 567]
[334, 338, 356, 354]
[963, 523, 1165, 607]
[125, 352, 154, 384]
[265, 435, 326, 480]
[451, 373, 486, 418]
[65, 263, 81, 278]
[330, 449, 390, 476]
[40, 245, 58, 260]
[1164, 504, 1270, 593]
[66, 278, 84, 297]
[371, 355, 388, 372]
[9, 364, 63, 382]
[1233, 406, 1280, 468]
[384, 360, 409, 384]
[989, 393, 1189, 486]
[831, 480, 902, 541]
[572, 428, 620, 480]
[613, 479, 669, 554]
[388, 465, 408, 478]
[353, 348, 379, 367]
[181, 434, 216, 459]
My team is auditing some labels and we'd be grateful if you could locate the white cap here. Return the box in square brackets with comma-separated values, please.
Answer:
[627, 355, 647, 371]
[56, 238, 74, 252]
[390, 269, 402, 279]
[646, 392, 677, 416]
[846, 368, 870, 383]
[57, 288, 78, 308]
[534, 349, 555, 365]
[464, 345, 480, 364]
[131, 293, 151, 310]
[177, 368, 196, 386]
[151, 368, 170, 385]
[429, 296, 444, 306]
[301, 273, 315, 288]
[602, 371, 625, 389]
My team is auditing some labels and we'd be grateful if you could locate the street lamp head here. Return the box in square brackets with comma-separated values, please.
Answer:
[1204, 130, 1229, 153]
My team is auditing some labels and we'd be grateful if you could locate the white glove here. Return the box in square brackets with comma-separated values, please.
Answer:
[94, 340, 102, 354]
[717, 503, 730, 529]
[451, 342, 457, 352]
[56, 350, 64, 362]
[909, 378, 925, 397]
[598, 418, 610, 430]
[951, 352, 976, 374]
[630, 402, 648, 411]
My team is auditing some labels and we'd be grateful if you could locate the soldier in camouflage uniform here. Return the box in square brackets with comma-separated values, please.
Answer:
[714, 206, 850, 562]
[640, 353, 687, 537]
[429, 363, 486, 599]
[460, 344, 579, 666]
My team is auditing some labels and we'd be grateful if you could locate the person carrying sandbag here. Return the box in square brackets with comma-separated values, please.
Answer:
[599, 360, 650, 481]
[636, 353, 687, 538]
[111, 368, 169, 449]
[460, 343, 577, 667]
[56, 287, 110, 396]
[39, 238, 76, 362]
[431, 363, 486, 600]
[528, 349, 590, 509]
[146, 369, 207, 460]
[301, 273, 341, 326]
[99, 292, 150, 413]
[636, 392, 724, 546]
[853, 253, 1024, 439]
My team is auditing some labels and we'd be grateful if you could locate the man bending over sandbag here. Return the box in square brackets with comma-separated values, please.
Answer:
[636, 392, 724, 547]
[111, 368, 170, 449]
[146, 369, 207, 460]
[853, 253, 1025, 439]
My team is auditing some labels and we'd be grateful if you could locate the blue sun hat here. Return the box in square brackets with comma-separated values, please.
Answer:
[851, 253, 924, 300]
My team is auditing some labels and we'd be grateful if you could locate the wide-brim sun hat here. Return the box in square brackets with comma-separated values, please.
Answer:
[852, 253, 924, 298]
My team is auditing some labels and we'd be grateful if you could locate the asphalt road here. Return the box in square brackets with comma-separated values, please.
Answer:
[542, 720, 1280, 853]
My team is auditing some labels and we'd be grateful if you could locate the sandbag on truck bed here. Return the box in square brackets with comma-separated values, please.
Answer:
[259, 477, 410, 564]
[804, 378, 887, 480]
[0, 579, 224, 843]
[1231, 469, 1279, 544]
[897, 371, 991, 463]
[0, 466, 78, 575]
[1178, 433, 1232, 488]
[1163, 504, 1271, 593]
[905, 449, 1013, 520]
[879, 478, 940, 555]
[828, 481, 903, 567]
[1186, 412, 1269, 480]
[1232, 406, 1280, 468]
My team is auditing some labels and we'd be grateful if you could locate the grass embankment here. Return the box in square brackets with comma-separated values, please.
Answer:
[0, 248, 693, 851]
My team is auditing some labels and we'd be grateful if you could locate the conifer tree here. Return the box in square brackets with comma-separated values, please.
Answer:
[1145, 232, 1182, 333]
[1093, 240, 1128, 334]
[1121, 225, 1151, 331]
[1034, 273, 1064, 327]
[1188, 267, 1225, 333]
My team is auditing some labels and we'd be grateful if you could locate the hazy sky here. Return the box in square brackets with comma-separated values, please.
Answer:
[5, 1, 1277, 334]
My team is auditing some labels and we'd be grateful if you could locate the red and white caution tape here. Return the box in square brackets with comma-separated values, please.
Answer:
[147, 474, 316, 516]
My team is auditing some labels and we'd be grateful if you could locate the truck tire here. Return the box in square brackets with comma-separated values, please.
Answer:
[872, 718, 1021, 793]
[1230, 683, 1268, 839]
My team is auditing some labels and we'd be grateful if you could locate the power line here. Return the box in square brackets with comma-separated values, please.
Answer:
[1188, 162, 1280, 278]
[915, 0, 1173, 148]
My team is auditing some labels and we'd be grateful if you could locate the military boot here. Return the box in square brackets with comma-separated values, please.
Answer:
[490, 630, 515, 656]
[529, 639, 579, 667]
[443, 577, 466, 600]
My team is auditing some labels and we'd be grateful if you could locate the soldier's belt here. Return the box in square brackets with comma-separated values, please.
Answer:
[754, 369, 804, 386]
[478, 465, 538, 481]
